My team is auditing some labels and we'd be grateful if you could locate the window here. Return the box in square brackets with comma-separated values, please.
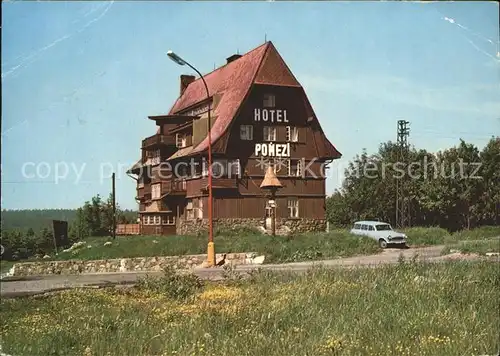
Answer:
[361, 225, 368, 231]
[138, 176, 145, 188]
[177, 164, 188, 179]
[288, 198, 299, 218]
[354, 224, 361, 230]
[368, 225, 375, 231]
[143, 216, 155, 225]
[240, 125, 253, 140]
[212, 159, 227, 177]
[176, 133, 187, 148]
[146, 149, 161, 165]
[263, 93, 275, 108]
[228, 159, 241, 177]
[376, 224, 392, 231]
[286, 126, 299, 142]
[186, 200, 194, 220]
[154, 216, 161, 225]
[151, 183, 161, 199]
[263, 126, 276, 142]
[162, 215, 175, 225]
[287, 160, 303, 177]
[193, 161, 203, 178]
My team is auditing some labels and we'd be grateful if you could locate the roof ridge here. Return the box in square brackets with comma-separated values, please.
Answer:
[184, 41, 272, 88]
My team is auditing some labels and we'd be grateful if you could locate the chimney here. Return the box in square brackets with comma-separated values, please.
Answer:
[226, 54, 242, 64]
[180, 74, 196, 95]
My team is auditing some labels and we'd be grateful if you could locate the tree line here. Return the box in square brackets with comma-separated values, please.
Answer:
[326, 136, 500, 232]
[1, 194, 137, 260]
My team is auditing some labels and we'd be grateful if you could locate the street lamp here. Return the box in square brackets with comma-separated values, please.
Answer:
[167, 50, 216, 267]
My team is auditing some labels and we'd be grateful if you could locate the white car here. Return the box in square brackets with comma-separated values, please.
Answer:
[350, 221, 408, 249]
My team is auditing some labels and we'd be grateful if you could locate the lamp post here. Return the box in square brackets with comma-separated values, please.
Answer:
[167, 50, 215, 267]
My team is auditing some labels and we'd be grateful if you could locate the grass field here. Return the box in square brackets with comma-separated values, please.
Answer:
[0, 260, 15, 274]
[3, 226, 499, 268]
[13, 229, 382, 264]
[442, 239, 500, 256]
[401, 225, 500, 246]
[1, 260, 499, 356]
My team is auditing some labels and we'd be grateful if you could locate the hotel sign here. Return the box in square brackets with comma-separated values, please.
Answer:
[255, 143, 290, 157]
[254, 108, 289, 123]
[253, 107, 290, 158]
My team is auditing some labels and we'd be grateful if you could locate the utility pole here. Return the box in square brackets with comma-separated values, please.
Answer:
[395, 120, 410, 229]
[112, 172, 116, 239]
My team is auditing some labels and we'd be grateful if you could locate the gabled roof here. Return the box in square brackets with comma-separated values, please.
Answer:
[163, 41, 340, 160]
[167, 42, 270, 158]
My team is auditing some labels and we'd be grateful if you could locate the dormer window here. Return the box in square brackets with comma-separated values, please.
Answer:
[176, 133, 187, 148]
[263, 93, 275, 108]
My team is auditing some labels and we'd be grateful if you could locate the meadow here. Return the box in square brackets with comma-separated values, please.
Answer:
[1, 260, 499, 356]
[2, 226, 499, 274]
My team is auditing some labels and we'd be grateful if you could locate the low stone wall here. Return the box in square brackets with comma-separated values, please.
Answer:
[11, 252, 257, 277]
[177, 218, 327, 236]
[177, 218, 264, 235]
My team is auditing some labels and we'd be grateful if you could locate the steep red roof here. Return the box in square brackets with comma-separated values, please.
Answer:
[167, 42, 270, 156]
[164, 41, 340, 160]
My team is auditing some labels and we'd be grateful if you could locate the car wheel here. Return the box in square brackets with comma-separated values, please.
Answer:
[379, 239, 388, 249]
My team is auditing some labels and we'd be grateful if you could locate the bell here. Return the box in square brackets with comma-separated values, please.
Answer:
[260, 166, 282, 189]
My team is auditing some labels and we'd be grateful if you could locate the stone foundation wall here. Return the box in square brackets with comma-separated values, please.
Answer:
[177, 218, 326, 236]
[281, 219, 327, 234]
[11, 252, 256, 277]
[177, 218, 264, 235]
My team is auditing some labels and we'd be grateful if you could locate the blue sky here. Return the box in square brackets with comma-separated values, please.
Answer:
[2, 1, 499, 210]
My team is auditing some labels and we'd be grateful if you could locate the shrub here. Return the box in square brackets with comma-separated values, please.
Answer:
[135, 265, 203, 300]
[450, 226, 500, 242]
[402, 227, 450, 245]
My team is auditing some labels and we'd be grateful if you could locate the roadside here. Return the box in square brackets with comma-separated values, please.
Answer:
[2, 226, 499, 270]
[441, 237, 500, 256]
[1, 259, 498, 356]
[3, 245, 498, 298]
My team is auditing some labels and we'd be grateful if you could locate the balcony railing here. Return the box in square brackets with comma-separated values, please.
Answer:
[142, 134, 175, 148]
[200, 177, 238, 189]
[161, 180, 186, 195]
[136, 185, 151, 200]
[144, 156, 161, 166]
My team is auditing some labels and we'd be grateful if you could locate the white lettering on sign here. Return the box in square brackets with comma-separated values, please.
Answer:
[254, 109, 288, 123]
[254, 143, 290, 157]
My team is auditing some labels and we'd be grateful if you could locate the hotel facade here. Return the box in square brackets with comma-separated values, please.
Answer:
[128, 42, 341, 236]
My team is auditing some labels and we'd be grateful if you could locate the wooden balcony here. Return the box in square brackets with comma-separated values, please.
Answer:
[142, 134, 175, 149]
[151, 167, 172, 184]
[160, 180, 186, 196]
[136, 185, 151, 200]
[200, 177, 238, 190]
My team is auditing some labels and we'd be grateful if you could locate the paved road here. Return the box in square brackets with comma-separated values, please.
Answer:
[1, 245, 495, 298]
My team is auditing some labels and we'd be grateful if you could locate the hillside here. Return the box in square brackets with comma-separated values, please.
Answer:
[1, 209, 138, 232]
